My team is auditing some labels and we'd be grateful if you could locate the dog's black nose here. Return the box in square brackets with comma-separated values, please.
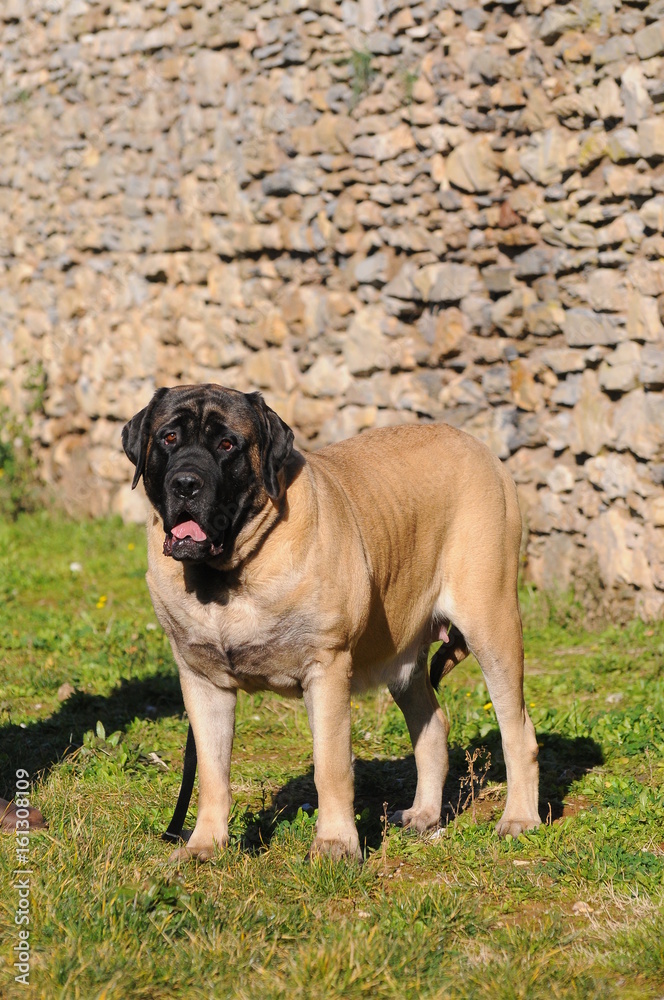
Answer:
[171, 472, 204, 498]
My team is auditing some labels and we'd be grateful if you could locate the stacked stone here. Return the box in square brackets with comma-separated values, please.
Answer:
[1, 0, 663, 616]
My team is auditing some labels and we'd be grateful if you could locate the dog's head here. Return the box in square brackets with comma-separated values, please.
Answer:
[122, 385, 294, 563]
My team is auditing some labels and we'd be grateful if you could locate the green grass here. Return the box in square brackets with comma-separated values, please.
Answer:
[1, 512, 663, 999]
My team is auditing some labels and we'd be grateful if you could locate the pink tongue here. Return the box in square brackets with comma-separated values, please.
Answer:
[171, 520, 207, 542]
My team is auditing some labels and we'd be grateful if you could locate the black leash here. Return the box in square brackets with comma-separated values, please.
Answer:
[162, 722, 197, 843]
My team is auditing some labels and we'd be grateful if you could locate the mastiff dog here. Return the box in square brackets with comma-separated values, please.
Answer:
[123, 384, 540, 861]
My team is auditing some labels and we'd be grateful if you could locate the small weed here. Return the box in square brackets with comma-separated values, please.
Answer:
[402, 69, 418, 105]
[349, 48, 374, 106]
[0, 409, 41, 518]
[0, 367, 47, 518]
[464, 746, 492, 823]
[23, 361, 47, 415]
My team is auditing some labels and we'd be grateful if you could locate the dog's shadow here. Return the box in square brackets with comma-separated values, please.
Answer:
[0, 675, 184, 800]
[241, 729, 604, 853]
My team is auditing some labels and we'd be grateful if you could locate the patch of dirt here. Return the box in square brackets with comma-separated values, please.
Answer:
[559, 794, 591, 820]
[442, 794, 501, 827]
[493, 898, 553, 929]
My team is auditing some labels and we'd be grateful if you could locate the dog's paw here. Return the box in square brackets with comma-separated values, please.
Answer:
[495, 815, 541, 838]
[168, 835, 228, 863]
[389, 806, 440, 833]
[307, 836, 362, 863]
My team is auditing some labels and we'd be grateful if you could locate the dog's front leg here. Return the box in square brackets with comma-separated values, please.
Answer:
[303, 655, 361, 861]
[169, 664, 237, 862]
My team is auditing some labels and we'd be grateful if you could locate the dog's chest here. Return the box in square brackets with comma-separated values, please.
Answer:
[153, 576, 317, 694]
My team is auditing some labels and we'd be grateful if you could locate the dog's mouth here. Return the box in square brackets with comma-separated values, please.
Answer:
[163, 519, 224, 562]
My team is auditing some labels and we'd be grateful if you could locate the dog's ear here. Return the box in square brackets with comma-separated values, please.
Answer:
[122, 388, 168, 489]
[248, 392, 294, 501]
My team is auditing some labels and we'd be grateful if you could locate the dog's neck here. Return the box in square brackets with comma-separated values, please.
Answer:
[205, 454, 305, 571]
[210, 496, 282, 573]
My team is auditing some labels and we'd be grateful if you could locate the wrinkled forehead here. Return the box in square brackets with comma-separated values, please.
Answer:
[152, 385, 259, 435]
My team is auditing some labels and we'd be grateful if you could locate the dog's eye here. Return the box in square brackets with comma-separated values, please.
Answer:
[218, 439, 234, 452]
[164, 432, 177, 446]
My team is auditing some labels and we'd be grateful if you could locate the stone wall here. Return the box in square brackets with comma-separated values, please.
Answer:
[1, 0, 664, 616]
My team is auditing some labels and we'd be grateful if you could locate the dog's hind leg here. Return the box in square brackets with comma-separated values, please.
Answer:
[437, 466, 541, 838]
[388, 648, 450, 832]
[453, 595, 540, 837]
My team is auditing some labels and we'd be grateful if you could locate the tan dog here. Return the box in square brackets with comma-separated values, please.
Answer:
[123, 385, 540, 860]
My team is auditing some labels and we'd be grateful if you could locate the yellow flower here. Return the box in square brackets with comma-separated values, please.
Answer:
[529, 702, 536, 708]
[96, 595, 107, 609]
[127, 542, 135, 551]
[483, 701, 493, 711]
[0, 468, 4, 478]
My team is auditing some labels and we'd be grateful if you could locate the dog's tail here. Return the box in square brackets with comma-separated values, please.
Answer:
[429, 624, 469, 689]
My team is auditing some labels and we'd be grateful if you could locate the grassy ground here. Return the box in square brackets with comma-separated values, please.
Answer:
[0, 511, 663, 1000]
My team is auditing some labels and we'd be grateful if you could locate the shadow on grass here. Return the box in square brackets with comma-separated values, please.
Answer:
[242, 728, 604, 853]
[0, 675, 184, 800]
